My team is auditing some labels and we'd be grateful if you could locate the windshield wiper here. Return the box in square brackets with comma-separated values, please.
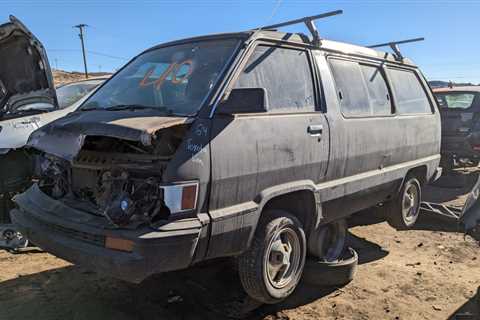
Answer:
[82, 104, 174, 114]
[104, 104, 162, 111]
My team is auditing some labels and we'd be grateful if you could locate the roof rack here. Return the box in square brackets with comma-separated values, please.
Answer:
[368, 37, 425, 61]
[258, 10, 343, 47]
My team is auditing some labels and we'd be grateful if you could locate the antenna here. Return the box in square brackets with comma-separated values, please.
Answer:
[257, 10, 343, 46]
[368, 37, 425, 61]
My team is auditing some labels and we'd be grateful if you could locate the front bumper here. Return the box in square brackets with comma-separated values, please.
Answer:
[10, 184, 204, 283]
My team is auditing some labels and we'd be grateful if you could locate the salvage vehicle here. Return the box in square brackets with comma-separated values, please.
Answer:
[433, 86, 480, 170]
[0, 15, 107, 248]
[56, 77, 108, 109]
[11, 11, 441, 304]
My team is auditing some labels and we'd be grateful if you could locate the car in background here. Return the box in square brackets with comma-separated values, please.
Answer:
[56, 78, 107, 109]
[433, 86, 480, 169]
[0, 16, 106, 249]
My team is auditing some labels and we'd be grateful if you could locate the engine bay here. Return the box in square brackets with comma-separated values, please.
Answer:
[38, 125, 188, 228]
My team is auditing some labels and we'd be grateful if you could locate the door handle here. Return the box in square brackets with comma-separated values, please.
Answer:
[307, 124, 323, 137]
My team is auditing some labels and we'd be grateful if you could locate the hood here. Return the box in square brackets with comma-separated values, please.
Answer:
[27, 110, 193, 160]
[0, 15, 57, 118]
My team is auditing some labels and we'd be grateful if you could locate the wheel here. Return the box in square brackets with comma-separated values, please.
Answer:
[386, 176, 422, 230]
[307, 219, 346, 261]
[238, 210, 306, 304]
[302, 247, 358, 287]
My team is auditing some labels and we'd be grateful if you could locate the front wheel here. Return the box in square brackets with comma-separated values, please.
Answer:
[238, 210, 306, 304]
[386, 176, 422, 230]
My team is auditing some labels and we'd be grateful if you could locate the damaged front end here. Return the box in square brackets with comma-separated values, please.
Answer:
[29, 113, 195, 228]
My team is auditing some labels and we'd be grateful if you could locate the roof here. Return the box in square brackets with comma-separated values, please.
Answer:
[142, 30, 416, 67]
[433, 86, 480, 93]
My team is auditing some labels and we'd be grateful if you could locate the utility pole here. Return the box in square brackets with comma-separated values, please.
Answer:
[73, 24, 89, 79]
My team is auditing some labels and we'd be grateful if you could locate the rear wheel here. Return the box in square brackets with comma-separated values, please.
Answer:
[386, 176, 422, 230]
[238, 210, 306, 304]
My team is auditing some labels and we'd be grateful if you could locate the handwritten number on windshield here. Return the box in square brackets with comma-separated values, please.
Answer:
[139, 59, 193, 90]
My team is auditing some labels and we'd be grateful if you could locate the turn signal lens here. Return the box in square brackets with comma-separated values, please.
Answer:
[161, 182, 199, 214]
[181, 184, 198, 210]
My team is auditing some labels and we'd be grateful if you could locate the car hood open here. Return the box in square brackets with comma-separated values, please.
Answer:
[27, 110, 193, 160]
[0, 15, 57, 118]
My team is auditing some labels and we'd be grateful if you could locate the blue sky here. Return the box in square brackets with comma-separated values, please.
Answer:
[3, 0, 480, 83]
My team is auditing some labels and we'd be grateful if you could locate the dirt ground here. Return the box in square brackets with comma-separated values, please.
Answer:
[0, 208, 478, 320]
[0, 73, 478, 319]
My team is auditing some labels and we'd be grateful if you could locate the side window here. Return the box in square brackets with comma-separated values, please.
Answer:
[329, 58, 392, 117]
[234, 45, 315, 112]
[360, 64, 392, 116]
[387, 68, 432, 114]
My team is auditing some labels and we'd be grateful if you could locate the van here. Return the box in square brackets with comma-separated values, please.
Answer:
[11, 12, 441, 303]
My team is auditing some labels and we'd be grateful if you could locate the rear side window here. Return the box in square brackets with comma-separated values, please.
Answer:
[234, 45, 315, 112]
[360, 64, 392, 115]
[387, 68, 432, 114]
[329, 59, 392, 117]
[435, 93, 476, 110]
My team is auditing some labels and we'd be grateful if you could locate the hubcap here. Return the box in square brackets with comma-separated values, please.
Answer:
[402, 184, 419, 224]
[265, 227, 301, 289]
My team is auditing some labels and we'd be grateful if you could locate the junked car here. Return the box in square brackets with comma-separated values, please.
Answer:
[433, 86, 480, 170]
[11, 12, 441, 304]
[0, 16, 107, 248]
[56, 78, 107, 109]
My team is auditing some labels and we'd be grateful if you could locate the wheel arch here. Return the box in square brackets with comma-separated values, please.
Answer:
[405, 165, 428, 186]
[254, 181, 321, 243]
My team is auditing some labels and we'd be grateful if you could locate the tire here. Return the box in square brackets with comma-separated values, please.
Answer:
[308, 219, 347, 261]
[302, 247, 358, 287]
[238, 210, 306, 304]
[385, 176, 422, 230]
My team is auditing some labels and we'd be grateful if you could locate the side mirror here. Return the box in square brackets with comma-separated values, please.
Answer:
[216, 88, 268, 115]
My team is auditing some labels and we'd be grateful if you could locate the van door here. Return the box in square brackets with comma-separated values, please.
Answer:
[314, 54, 401, 221]
[206, 44, 329, 258]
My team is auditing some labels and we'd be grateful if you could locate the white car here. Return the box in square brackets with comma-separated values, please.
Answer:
[0, 16, 106, 248]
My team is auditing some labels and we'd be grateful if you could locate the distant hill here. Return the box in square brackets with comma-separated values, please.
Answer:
[429, 80, 479, 89]
[52, 70, 112, 86]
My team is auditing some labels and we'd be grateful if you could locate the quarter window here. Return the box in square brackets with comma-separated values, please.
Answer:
[329, 59, 392, 116]
[234, 45, 315, 112]
[387, 68, 432, 114]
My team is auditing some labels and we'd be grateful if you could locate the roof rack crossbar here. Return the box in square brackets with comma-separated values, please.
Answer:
[259, 10, 343, 46]
[368, 37, 425, 60]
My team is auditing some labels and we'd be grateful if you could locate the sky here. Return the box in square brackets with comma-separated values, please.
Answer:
[2, 0, 480, 83]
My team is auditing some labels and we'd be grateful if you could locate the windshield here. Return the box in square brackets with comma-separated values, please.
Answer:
[435, 92, 477, 110]
[57, 79, 105, 109]
[81, 39, 239, 115]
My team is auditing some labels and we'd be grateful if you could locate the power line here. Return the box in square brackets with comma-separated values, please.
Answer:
[48, 49, 128, 61]
[87, 51, 129, 61]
